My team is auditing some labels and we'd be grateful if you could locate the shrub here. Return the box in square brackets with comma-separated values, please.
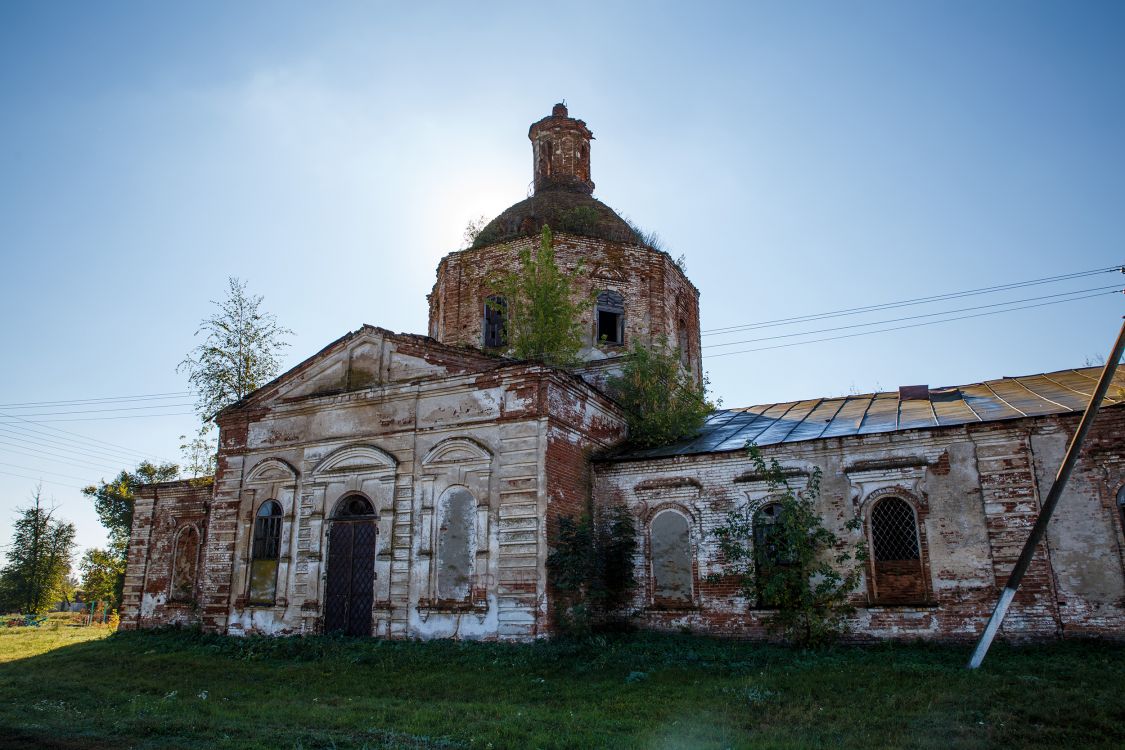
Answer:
[711, 445, 866, 647]
[607, 337, 712, 448]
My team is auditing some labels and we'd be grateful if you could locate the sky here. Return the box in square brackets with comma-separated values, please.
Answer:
[1, 1, 1123, 559]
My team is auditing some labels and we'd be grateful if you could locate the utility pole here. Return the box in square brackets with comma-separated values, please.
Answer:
[968, 317, 1125, 669]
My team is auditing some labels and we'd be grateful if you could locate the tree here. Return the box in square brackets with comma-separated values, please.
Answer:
[712, 445, 866, 647]
[179, 276, 294, 420]
[606, 338, 713, 448]
[79, 548, 122, 607]
[82, 461, 179, 607]
[546, 505, 638, 636]
[177, 276, 293, 476]
[490, 226, 589, 367]
[0, 487, 77, 614]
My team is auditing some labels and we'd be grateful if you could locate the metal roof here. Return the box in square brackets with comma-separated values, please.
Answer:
[610, 366, 1125, 461]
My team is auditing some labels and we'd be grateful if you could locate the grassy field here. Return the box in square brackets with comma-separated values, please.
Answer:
[0, 618, 1122, 749]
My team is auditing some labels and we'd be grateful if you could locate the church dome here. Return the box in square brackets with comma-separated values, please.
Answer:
[471, 189, 638, 248]
[470, 102, 639, 248]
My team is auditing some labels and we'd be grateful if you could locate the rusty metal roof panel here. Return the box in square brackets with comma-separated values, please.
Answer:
[984, 378, 1045, 416]
[960, 383, 1023, 421]
[744, 399, 823, 448]
[786, 398, 845, 442]
[857, 393, 901, 435]
[607, 365, 1123, 461]
[930, 388, 979, 426]
[898, 396, 938, 431]
[820, 396, 873, 439]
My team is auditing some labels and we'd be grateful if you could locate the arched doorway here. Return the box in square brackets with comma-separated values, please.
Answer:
[324, 495, 377, 636]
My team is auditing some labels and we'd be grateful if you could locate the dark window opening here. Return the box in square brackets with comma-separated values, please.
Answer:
[483, 295, 507, 349]
[249, 500, 282, 604]
[338, 495, 375, 518]
[869, 497, 926, 604]
[1117, 486, 1125, 531]
[753, 502, 790, 607]
[596, 290, 624, 345]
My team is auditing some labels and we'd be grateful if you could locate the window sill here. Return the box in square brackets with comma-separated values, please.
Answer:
[865, 601, 939, 609]
[416, 599, 489, 623]
[646, 603, 699, 613]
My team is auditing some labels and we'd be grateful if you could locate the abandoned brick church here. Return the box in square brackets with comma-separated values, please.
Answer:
[121, 104, 1125, 641]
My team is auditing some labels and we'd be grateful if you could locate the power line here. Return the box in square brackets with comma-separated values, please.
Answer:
[0, 469, 83, 491]
[704, 288, 1121, 359]
[0, 411, 196, 424]
[0, 440, 125, 473]
[0, 461, 99, 484]
[0, 426, 148, 467]
[0, 402, 196, 417]
[0, 410, 177, 463]
[0, 422, 164, 466]
[702, 265, 1122, 336]
[703, 284, 1124, 349]
[0, 391, 191, 409]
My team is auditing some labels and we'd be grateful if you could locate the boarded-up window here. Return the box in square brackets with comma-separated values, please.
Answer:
[170, 526, 199, 601]
[650, 510, 692, 606]
[249, 500, 282, 605]
[436, 487, 476, 601]
[596, 290, 624, 345]
[483, 295, 507, 348]
[870, 497, 926, 604]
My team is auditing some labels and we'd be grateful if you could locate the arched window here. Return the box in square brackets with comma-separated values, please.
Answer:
[1117, 485, 1125, 531]
[753, 502, 786, 607]
[170, 526, 199, 602]
[337, 495, 374, 517]
[596, 290, 624, 345]
[483, 295, 507, 349]
[869, 497, 926, 604]
[249, 500, 282, 605]
[650, 510, 693, 606]
[436, 487, 476, 601]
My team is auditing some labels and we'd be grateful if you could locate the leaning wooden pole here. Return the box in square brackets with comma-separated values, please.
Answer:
[968, 317, 1125, 669]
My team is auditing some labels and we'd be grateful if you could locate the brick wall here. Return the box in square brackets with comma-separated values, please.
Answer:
[120, 480, 213, 630]
[593, 407, 1125, 642]
[428, 232, 702, 384]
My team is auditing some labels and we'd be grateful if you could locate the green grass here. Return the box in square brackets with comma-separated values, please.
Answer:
[0, 621, 1122, 749]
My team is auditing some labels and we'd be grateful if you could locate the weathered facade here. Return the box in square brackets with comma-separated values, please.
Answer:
[121, 104, 1125, 642]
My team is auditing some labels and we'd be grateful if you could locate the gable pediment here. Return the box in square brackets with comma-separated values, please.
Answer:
[225, 327, 503, 412]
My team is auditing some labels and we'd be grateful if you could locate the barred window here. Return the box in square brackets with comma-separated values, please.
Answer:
[869, 497, 926, 604]
[249, 500, 282, 605]
[871, 498, 920, 562]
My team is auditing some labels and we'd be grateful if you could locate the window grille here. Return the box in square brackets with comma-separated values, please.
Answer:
[871, 498, 920, 561]
[249, 500, 282, 604]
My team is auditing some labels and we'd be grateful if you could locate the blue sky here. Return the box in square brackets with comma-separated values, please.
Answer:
[2, 1, 1123, 556]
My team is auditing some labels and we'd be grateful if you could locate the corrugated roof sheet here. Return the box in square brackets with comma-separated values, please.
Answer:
[611, 366, 1125, 460]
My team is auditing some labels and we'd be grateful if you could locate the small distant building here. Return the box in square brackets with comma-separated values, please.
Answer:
[121, 105, 1125, 642]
